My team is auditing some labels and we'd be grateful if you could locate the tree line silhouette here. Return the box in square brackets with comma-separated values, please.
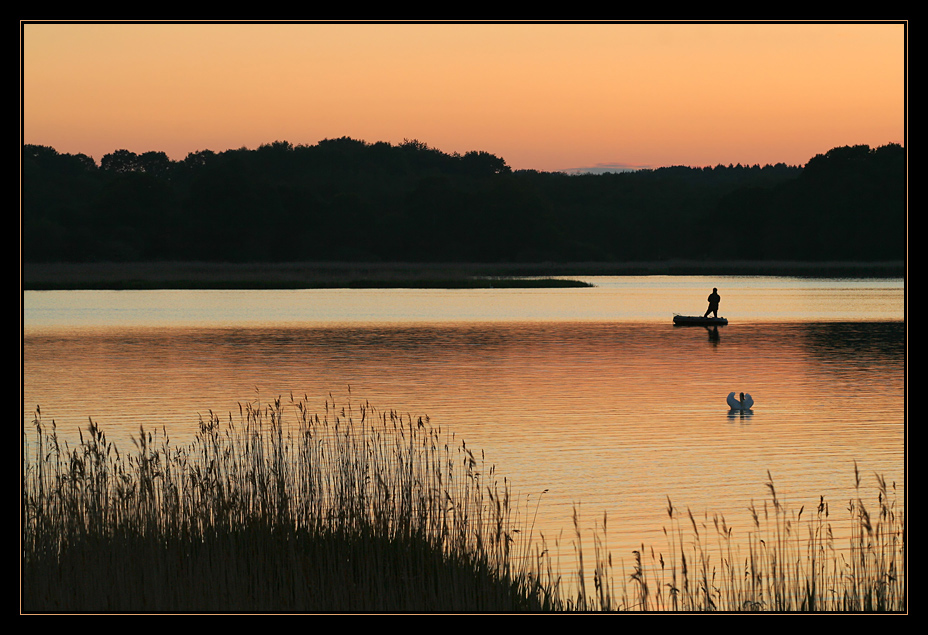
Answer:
[22, 138, 905, 264]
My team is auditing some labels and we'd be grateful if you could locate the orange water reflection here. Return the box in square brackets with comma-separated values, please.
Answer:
[23, 318, 905, 576]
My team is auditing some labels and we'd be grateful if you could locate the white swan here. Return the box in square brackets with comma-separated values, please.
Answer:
[727, 391, 754, 410]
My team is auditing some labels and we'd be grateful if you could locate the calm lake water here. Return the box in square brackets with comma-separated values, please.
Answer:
[22, 276, 906, 575]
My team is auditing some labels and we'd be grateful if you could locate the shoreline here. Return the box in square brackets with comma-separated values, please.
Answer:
[21, 260, 905, 290]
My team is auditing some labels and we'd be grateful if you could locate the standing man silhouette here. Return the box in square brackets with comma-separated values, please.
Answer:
[704, 288, 721, 318]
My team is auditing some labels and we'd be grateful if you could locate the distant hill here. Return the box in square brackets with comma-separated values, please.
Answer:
[22, 138, 905, 264]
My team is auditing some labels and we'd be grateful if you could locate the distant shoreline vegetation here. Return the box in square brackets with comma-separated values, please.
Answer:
[20, 260, 904, 290]
[23, 139, 904, 267]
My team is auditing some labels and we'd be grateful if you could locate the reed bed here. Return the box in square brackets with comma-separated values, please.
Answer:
[22, 396, 560, 612]
[22, 397, 905, 612]
[596, 465, 906, 612]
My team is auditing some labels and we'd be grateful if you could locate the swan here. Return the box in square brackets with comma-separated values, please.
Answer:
[727, 391, 754, 410]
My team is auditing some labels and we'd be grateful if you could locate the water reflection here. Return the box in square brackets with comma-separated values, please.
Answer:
[801, 321, 906, 362]
[22, 282, 905, 572]
[23, 322, 904, 506]
[22, 276, 905, 328]
[726, 408, 754, 421]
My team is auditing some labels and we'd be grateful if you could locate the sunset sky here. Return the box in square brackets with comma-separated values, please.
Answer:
[22, 21, 906, 173]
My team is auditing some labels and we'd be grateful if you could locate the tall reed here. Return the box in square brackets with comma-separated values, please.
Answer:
[607, 468, 905, 612]
[22, 396, 558, 612]
[22, 396, 905, 612]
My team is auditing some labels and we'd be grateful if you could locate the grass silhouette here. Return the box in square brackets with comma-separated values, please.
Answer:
[22, 397, 905, 612]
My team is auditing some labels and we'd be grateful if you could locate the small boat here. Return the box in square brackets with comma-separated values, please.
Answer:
[673, 314, 728, 326]
[727, 392, 754, 410]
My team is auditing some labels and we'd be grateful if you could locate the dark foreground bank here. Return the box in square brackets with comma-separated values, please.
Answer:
[21, 260, 905, 290]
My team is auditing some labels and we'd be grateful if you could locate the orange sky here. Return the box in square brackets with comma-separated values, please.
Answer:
[21, 21, 906, 172]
